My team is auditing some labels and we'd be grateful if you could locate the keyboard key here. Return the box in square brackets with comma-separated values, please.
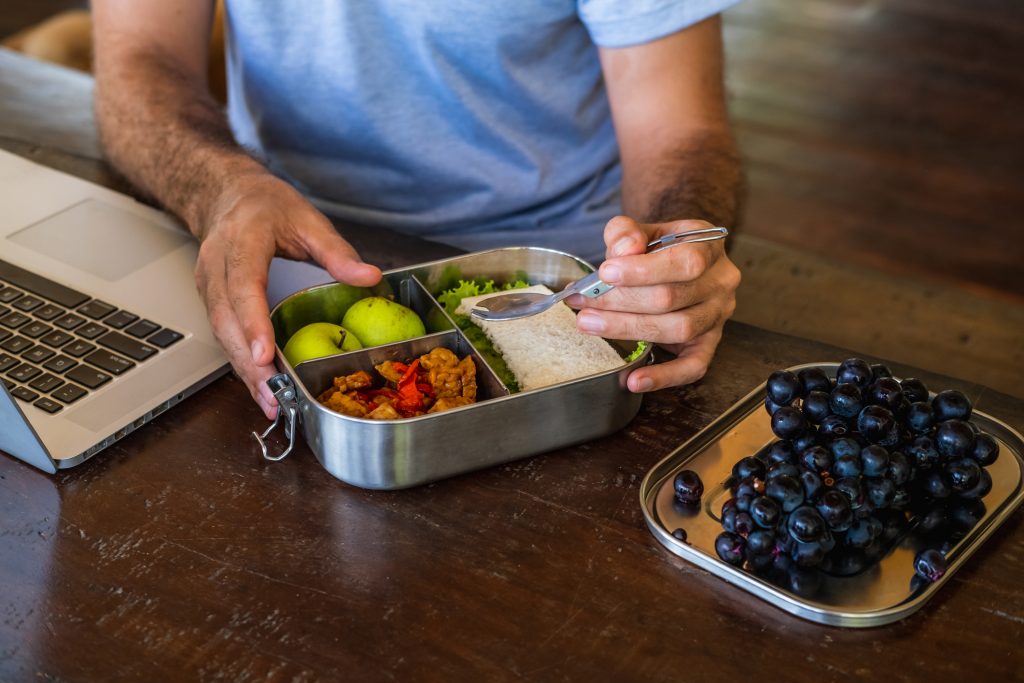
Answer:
[0, 260, 90, 308]
[78, 300, 117, 319]
[0, 305, 8, 318]
[39, 330, 74, 348]
[0, 353, 18, 373]
[0, 287, 23, 304]
[63, 340, 96, 358]
[1, 336, 32, 354]
[0, 328, 10, 344]
[103, 310, 139, 329]
[0, 311, 31, 329]
[65, 365, 112, 389]
[125, 319, 160, 338]
[147, 328, 184, 348]
[12, 295, 44, 312]
[53, 313, 87, 330]
[97, 331, 157, 361]
[85, 349, 135, 375]
[22, 346, 56, 364]
[29, 373, 64, 393]
[52, 383, 88, 404]
[43, 355, 78, 374]
[2, 378, 13, 391]
[21, 322, 53, 339]
[7, 363, 42, 383]
[33, 304, 65, 321]
[77, 322, 107, 340]
[11, 386, 39, 402]
[33, 397, 63, 414]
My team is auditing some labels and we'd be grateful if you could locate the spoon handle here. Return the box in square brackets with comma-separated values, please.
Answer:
[573, 226, 730, 300]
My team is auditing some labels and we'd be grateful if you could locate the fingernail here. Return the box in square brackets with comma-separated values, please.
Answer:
[612, 238, 634, 257]
[251, 340, 264, 363]
[576, 310, 605, 333]
[632, 376, 654, 392]
[600, 263, 623, 284]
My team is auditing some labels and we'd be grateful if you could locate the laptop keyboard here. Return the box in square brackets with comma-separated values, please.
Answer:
[0, 259, 184, 415]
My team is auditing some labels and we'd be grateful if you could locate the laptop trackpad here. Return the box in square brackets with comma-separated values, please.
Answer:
[8, 198, 192, 281]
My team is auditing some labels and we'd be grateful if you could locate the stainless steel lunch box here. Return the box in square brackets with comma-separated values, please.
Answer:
[256, 247, 652, 489]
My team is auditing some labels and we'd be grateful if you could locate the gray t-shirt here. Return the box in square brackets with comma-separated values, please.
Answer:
[225, 0, 738, 263]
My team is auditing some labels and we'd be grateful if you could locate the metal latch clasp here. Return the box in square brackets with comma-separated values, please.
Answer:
[252, 373, 299, 461]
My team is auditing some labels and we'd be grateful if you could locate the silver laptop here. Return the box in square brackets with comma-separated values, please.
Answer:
[0, 150, 229, 473]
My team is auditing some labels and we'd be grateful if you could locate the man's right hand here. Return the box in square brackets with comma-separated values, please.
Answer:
[195, 173, 382, 418]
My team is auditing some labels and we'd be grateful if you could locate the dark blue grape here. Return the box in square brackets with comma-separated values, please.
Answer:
[800, 469, 825, 501]
[749, 496, 782, 529]
[800, 445, 832, 474]
[830, 383, 864, 418]
[816, 490, 853, 531]
[860, 444, 890, 477]
[771, 406, 808, 440]
[766, 462, 800, 482]
[857, 405, 897, 444]
[959, 468, 992, 500]
[767, 370, 803, 405]
[735, 495, 753, 513]
[949, 499, 986, 530]
[913, 549, 947, 583]
[932, 390, 972, 422]
[834, 477, 865, 510]
[788, 506, 827, 543]
[791, 539, 826, 567]
[935, 420, 975, 460]
[671, 528, 688, 542]
[904, 401, 935, 433]
[767, 440, 797, 464]
[733, 477, 759, 499]
[765, 396, 787, 416]
[798, 367, 832, 395]
[900, 378, 929, 403]
[870, 363, 893, 381]
[732, 456, 766, 482]
[867, 377, 903, 410]
[819, 414, 850, 438]
[721, 506, 738, 533]
[970, 432, 999, 466]
[836, 358, 873, 389]
[830, 437, 861, 460]
[791, 431, 819, 455]
[787, 565, 823, 597]
[746, 528, 776, 555]
[845, 517, 882, 549]
[715, 532, 746, 566]
[865, 477, 896, 509]
[673, 469, 704, 505]
[890, 487, 911, 510]
[734, 511, 755, 537]
[766, 475, 805, 513]
[921, 470, 951, 499]
[802, 390, 832, 425]
[887, 451, 911, 485]
[907, 435, 940, 470]
[833, 454, 862, 479]
[946, 458, 981, 492]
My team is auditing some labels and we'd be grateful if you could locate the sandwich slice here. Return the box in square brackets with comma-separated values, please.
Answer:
[456, 285, 625, 391]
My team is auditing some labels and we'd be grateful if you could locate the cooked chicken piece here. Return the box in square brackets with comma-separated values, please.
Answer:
[319, 390, 369, 418]
[367, 401, 402, 420]
[331, 370, 373, 393]
[374, 361, 403, 384]
[420, 347, 472, 398]
[458, 355, 477, 400]
[428, 396, 474, 413]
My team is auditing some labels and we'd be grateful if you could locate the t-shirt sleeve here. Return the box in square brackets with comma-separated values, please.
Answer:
[577, 0, 742, 48]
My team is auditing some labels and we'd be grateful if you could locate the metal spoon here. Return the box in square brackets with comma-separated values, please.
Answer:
[469, 226, 729, 322]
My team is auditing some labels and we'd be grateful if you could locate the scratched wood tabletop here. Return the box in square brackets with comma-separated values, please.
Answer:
[2, 49, 1024, 683]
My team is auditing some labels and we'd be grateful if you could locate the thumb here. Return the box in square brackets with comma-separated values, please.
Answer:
[603, 216, 649, 259]
[301, 220, 382, 287]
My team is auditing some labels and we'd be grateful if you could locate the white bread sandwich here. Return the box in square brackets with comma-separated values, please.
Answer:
[456, 285, 625, 391]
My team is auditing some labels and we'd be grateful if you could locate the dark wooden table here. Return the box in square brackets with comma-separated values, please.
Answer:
[2, 49, 1023, 683]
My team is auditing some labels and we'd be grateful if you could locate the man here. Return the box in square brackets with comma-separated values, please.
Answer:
[91, 1, 743, 419]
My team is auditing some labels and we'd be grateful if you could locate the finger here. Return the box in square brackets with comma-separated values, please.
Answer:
[224, 239, 277, 366]
[603, 216, 649, 258]
[200, 253, 279, 419]
[568, 277, 716, 315]
[599, 238, 724, 288]
[626, 328, 722, 392]
[300, 217, 382, 287]
[576, 297, 722, 344]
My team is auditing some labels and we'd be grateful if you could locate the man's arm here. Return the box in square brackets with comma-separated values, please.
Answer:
[571, 16, 743, 391]
[92, 0, 380, 417]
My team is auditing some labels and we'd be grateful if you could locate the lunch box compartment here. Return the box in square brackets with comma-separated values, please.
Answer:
[262, 247, 653, 489]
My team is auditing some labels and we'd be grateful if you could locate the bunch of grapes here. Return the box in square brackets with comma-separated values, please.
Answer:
[707, 358, 1000, 594]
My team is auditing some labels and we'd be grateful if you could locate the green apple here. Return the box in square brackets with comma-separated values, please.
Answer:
[341, 296, 426, 347]
[282, 322, 363, 366]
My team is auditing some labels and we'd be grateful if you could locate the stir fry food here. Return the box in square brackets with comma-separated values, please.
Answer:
[317, 347, 478, 419]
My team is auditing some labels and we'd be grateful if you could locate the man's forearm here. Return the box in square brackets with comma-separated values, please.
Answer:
[94, 47, 266, 237]
[622, 130, 743, 229]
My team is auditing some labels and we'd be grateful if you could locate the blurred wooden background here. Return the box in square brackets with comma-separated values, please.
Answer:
[3, 0, 1022, 396]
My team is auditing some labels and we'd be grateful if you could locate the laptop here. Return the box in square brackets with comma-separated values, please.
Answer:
[0, 149, 229, 473]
